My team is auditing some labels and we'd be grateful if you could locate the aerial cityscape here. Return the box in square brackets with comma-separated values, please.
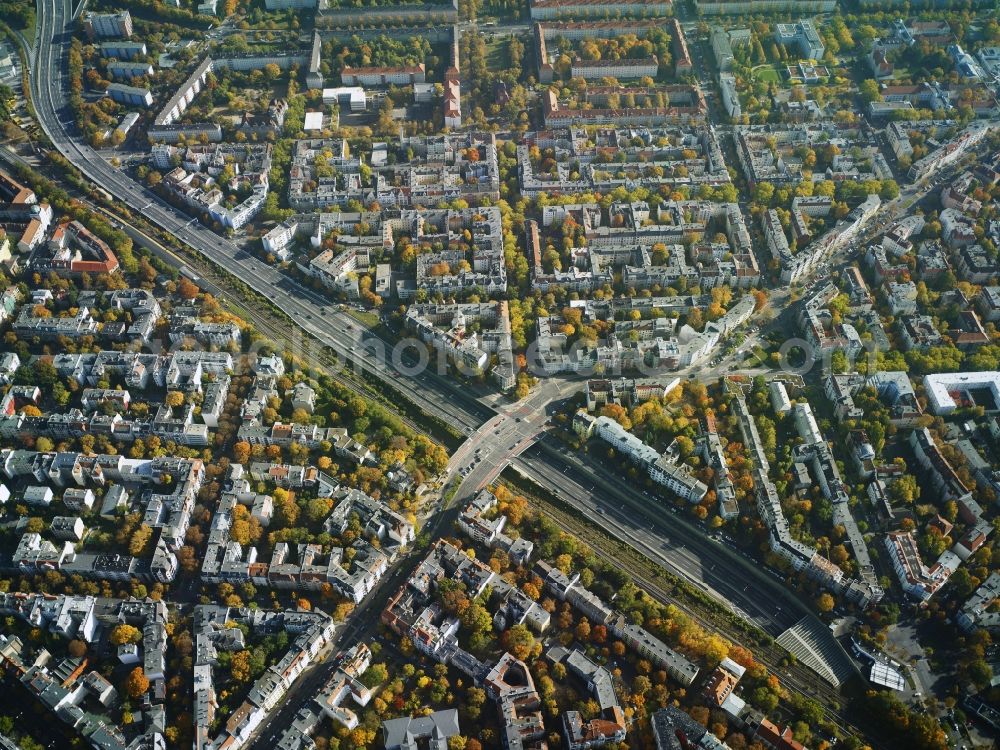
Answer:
[0, 0, 999, 748]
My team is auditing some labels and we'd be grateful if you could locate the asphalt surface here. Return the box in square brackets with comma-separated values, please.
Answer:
[518, 438, 805, 633]
[447, 378, 576, 501]
[30, 2, 996, 739]
[32, 0, 490, 434]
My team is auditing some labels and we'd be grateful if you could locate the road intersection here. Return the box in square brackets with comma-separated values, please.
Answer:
[26, 5, 988, 733]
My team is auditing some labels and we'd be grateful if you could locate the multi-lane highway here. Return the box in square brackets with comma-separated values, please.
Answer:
[520, 438, 805, 632]
[445, 378, 578, 498]
[32, 0, 493, 435]
[30, 5, 966, 738]
[29, 0, 825, 641]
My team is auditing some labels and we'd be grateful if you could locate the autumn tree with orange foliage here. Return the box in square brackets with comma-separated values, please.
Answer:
[123, 667, 149, 698]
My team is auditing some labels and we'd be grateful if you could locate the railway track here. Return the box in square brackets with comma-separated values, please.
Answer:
[84, 198, 442, 441]
[0, 142, 431, 442]
[22, 126, 869, 743]
[189, 268, 426, 433]
[535, 492, 867, 743]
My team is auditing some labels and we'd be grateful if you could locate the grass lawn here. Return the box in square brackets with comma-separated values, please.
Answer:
[484, 37, 510, 70]
[348, 309, 380, 328]
[753, 65, 782, 84]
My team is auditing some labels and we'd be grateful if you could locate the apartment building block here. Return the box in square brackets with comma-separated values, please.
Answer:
[341, 64, 426, 86]
[695, 0, 833, 14]
[576, 413, 708, 502]
[570, 57, 659, 80]
[774, 20, 824, 59]
[530, 0, 671, 20]
[83, 11, 132, 39]
[105, 83, 153, 108]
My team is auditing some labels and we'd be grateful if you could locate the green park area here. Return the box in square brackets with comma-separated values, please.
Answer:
[752, 64, 782, 84]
